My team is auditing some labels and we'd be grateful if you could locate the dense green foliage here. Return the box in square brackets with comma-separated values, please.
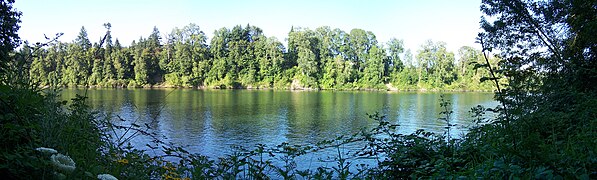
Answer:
[1, 0, 595, 179]
[465, 0, 597, 177]
[24, 24, 497, 90]
[0, 0, 20, 72]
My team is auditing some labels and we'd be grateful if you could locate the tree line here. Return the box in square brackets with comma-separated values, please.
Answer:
[24, 24, 498, 90]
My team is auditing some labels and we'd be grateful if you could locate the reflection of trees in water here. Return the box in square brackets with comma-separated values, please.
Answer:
[60, 89, 496, 158]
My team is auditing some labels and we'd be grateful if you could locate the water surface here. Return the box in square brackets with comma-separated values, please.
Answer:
[61, 89, 496, 161]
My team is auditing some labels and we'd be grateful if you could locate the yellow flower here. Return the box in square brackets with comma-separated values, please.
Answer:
[163, 174, 174, 180]
[117, 159, 129, 164]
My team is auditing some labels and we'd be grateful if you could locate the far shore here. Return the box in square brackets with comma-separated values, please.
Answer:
[48, 84, 495, 93]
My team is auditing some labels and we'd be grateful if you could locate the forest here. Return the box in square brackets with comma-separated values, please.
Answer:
[24, 23, 497, 90]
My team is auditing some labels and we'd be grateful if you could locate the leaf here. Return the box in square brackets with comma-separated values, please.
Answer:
[480, 77, 499, 82]
[473, 63, 489, 70]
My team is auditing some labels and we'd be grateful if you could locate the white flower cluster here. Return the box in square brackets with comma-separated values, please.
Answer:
[35, 147, 58, 155]
[36, 147, 117, 179]
[35, 147, 76, 173]
[97, 173, 118, 180]
[50, 153, 76, 173]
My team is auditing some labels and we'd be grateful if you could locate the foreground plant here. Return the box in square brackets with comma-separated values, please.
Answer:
[97, 173, 118, 180]
[50, 154, 76, 174]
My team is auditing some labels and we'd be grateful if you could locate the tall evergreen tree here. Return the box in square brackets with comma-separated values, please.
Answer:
[75, 26, 92, 51]
[0, 0, 21, 73]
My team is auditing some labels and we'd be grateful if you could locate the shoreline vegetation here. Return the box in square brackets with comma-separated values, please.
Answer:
[52, 84, 495, 92]
[1, 0, 595, 179]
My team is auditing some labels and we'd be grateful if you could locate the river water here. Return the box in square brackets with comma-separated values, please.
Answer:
[61, 89, 497, 168]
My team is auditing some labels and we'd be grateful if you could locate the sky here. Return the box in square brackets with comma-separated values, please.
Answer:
[14, 0, 483, 54]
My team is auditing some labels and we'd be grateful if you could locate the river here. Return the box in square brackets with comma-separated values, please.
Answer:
[61, 89, 497, 167]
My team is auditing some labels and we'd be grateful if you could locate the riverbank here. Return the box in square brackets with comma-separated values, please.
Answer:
[50, 83, 494, 93]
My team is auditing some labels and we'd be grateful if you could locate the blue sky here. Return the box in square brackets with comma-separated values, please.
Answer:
[14, 0, 482, 53]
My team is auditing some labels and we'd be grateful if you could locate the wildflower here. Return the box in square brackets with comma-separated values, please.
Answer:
[35, 147, 58, 155]
[50, 153, 76, 173]
[162, 174, 174, 180]
[97, 173, 118, 180]
[116, 159, 129, 164]
[162, 165, 176, 171]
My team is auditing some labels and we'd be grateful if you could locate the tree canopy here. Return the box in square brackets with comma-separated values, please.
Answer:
[23, 24, 495, 90]
[0, 0, 21, 73]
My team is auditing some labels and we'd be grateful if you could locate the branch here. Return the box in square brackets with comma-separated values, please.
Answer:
[511, 0, 562, 61]
[478, 35, 511, 124]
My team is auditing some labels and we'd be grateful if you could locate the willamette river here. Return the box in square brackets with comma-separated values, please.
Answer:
[61, 89, 497, 167]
